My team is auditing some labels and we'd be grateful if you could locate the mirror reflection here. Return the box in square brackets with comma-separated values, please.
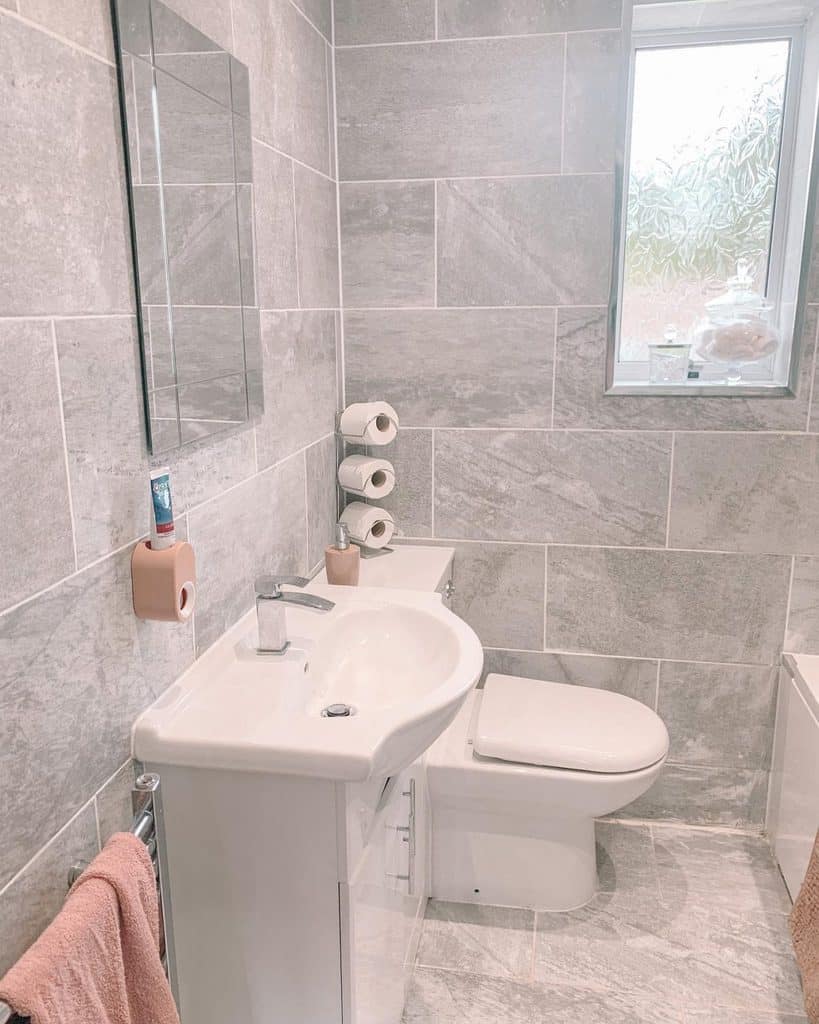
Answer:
[113, 0, 263, 452]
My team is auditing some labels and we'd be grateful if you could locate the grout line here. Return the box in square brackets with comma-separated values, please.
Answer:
[331, 3, 347, 411]
[654, 661, 662, 712]
[0, 313, 136, 323]
[0, 759, 132, 899]
[434, 0, 439, 39]
[228, 0, 236, 52]
[0, 7, 115, 66]
[784, 555, 796, 646]
[93, 796, 102, 852]
[286, 0, 332, 44]
[339, 170, 613, 184]
[430, 429, 436, 536]
[664, 432, 676, 548]
[481, 644, 772, 671]
[326, 40, 335, 179]
[253, 136, 336, 184]
[303, 448, 311, 570]
[560, 33, 567, 174]
[542, 546, 548, 650]
[50, 320, 79, 573]
[334, 26, 623, 49]
[291, 159, 302, 308]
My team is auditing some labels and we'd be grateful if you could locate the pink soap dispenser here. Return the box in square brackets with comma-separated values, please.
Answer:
[325, 522, 360, 586]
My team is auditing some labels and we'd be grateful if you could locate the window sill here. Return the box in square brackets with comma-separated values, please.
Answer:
[604, 381, 796, 398]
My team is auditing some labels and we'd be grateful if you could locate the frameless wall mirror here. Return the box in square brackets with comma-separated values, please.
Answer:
[112, 0, 263, 452]
[608, 0, 819, 395]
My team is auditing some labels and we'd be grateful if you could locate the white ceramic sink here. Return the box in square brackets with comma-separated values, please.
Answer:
[133, 585, 484, 781]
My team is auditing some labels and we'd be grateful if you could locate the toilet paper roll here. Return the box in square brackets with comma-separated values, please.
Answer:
[340, 502, 395, 550]
[338, 455, 396, 500]
[339, 402, 399, 446]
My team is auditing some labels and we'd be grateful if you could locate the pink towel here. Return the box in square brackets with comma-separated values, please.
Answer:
[792, 831, 819, 1024]
[0, 833, 180, 1024]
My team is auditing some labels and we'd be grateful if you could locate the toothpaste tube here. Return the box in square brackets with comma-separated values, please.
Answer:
[150, 467, 176, 550]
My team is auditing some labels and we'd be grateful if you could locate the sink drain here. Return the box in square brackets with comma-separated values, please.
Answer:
[321, 703, 356, 718]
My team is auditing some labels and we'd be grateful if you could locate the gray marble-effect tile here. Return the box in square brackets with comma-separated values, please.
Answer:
[0, 803, 99, 976]
[148, 305, 246, 387]
[657, 662, 777, 771]
[18, 0, 114, 59]
[689, 1012, 807, 1023]
[417, 901, 534, 979]
[438, 177, 613, 307]
[1, 320, 75, 613]
[344, 308, 555, 427]
[294, 163, 340, 309]
[162, 184, 242, 307]
[336, 36, 563, 180]
[669, 433, 819, 556]
[621, 764, 769, 828]
[553, 306, 818, 432]
[153, 68, 235, 185]
[0, 18, 132, 315]
[306, 434, 338, 572]
[340, 182, 434, 308]
[546, 547, 790, 664]
[481, 650, 657, 707]
[95, 762, 137, 845]
[325, 41, 336, 180]
[292, 0, 332, 39]
[437, 0, 623, 37]
[0, 545, 193, 888]
[349, 430, 433, 537]
[435, 429, 670, 546]
[595, 822, 659, 897]
[404, 967, 542, 1023]
[564, 30, 621, 175]
[651, 826, 793, 915]
[232, 0, 330, 174]
[159, 0, 233, 51]
[253, 143, 299, 310]
[255, 310, 337, 468]
[189, 454, 308, 653]
[441, 541, 545, 650]
[786, 556, 819, 654]
[163, 429, 256, 510]
[335, 0, 435, 44]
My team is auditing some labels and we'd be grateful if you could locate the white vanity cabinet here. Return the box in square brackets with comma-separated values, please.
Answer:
[154, 758, 429, 1024]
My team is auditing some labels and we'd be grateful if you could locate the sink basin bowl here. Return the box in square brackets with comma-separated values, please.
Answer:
[133, 585, 484, 781]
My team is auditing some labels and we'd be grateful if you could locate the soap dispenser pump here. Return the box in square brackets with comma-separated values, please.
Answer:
[325, 521, 360, 586]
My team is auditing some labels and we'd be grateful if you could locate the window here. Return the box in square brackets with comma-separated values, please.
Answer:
[608, 1, 819, 395]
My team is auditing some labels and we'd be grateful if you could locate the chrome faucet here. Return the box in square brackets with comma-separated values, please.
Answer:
[255, 575, 335, 654]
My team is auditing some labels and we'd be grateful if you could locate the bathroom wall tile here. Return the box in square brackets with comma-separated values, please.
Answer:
[668, 433, 819, 556]
[294, 163, 340, 309]
[435, 430, 671, 546]
[96, 762, 137, 845]
[417, 902, 535, 980]
[0, 320, 75, 613]
[444, 542, 545, 650]
[256, 310, 337, 468]
[348, 430, 434, 537]
[189, 454, 308, 653]
[437, 0, 623, 37]
[163, 431, 257, 510]
[0, 545, 193, 889]
[564, 30, 622, 174]
[545, 547, 790, 664]
[336, 36, 563, 179]
[344, 308, 555, 427]
[335, 0, 435, 44]
[18, 0, 114, 59]
[0, 18, 132, 315]
[657, 662, 777, 770]
[481, 650, 658, 707]
[232, 0, 330, 174]
[292, 0, 332, 39]
[325, 41, 337, 180]
[306, 434, 338, 572]
[621, 764, 769, 829]
[553, 306, 818, 432]
[785, 556, 819, 654]
[437, 177, 613, 307]
[253, 143, 299, 310]
[0, 803, 99, 976]
[340, 182, 434, 308]
[160, 0, 234, 51]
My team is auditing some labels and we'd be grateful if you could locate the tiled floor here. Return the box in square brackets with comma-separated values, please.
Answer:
[404, 823, 807, 1023]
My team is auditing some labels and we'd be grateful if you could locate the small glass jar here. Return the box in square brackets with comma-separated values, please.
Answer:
[649, 325, 691, 384]
[691, 260, 780, 383]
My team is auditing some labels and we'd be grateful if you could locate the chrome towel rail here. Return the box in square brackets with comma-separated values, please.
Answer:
[0, 773, 171, 1024]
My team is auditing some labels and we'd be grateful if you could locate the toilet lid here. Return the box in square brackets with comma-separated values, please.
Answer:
[475, 674, 669, 773]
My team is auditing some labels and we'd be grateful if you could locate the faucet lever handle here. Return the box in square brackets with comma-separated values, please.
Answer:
[255, 575, 309, 598]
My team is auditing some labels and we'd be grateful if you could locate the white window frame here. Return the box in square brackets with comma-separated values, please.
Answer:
[607, 8, 819, 397]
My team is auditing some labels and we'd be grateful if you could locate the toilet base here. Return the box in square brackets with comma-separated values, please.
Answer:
[430, 807, 597, 912]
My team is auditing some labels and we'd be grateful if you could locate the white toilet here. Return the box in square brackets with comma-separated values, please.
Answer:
[426, 674, 669, 912]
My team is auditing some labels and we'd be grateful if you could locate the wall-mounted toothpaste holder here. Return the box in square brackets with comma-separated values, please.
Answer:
[131, 541, 197, 622]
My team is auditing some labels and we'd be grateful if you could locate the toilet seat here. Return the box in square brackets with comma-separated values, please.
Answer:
[475, 674, 669, 774]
